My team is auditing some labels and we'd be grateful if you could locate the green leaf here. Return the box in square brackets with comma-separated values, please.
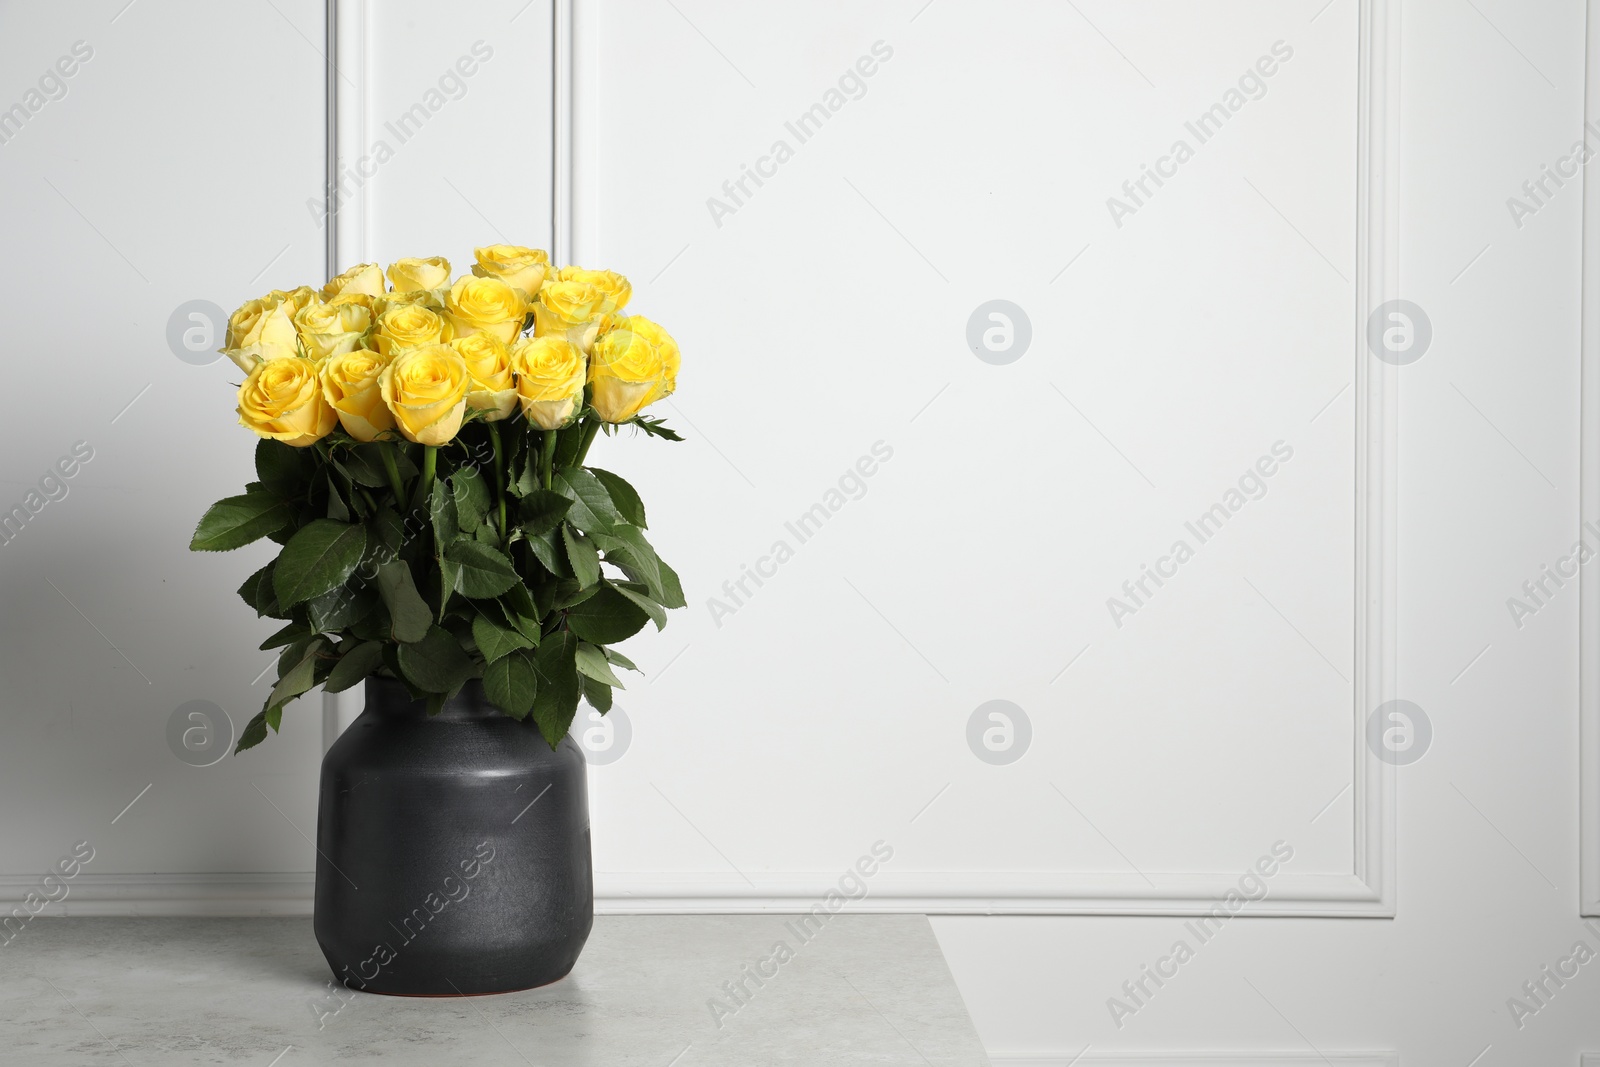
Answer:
[268, 638, 326, 712]
[525, 528, 571, 578]
[238, 562, 287, 619]
[483, 647, 538, 720]
[531, 632, 580, 748]
[273, 520, 369, 607]
[631, 414, 683, 441]
[437, 557, 459, 620]
[396, 625, 476, 694]
[590, 468, 647, 528]
[277, 635, 314, 675]
[369, 506, 406, 558]
[340, 445, 394, 488]
[451, 466, 492, 530]
[581, 674, 613, 713]
[190, 492, 292, 552]
[444, 540, 520, 598]
[565, 584, 651, 645]
[307, 584, 374, 634]
[613, 582, 668, 632]
[654, 556, 686, 610]
[259, 621, 306, 651]
[256, 438, 309, 496]
[592, 526, 686, 608]
[376, 561, 432, 643]
[236, 711, 270, 754]
[553, 468, 621, 535]
[325, 640, 384, 693]
[237, 566, 265, 613]
[605, 647, 640, 673]
[562, 524, 601, 589]
[500, 585, 543, 643]
[472, 611, 535, 663]
[517, 489, 572, 536]
[430, 479, 458, 544]
[551, 580, 600, 610]
[575, 642, 625, 689]
[323, 469, 351, 522]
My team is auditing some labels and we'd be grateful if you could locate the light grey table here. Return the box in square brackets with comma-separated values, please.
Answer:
[0, 914, 991, 1065]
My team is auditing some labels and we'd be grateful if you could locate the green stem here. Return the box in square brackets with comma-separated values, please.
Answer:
[573, 418, 602, 468]
[410, 445, 438, 513]
[489, 422, 508, 540]
[540, 431, 556, 490]
[378, 447, 406, 504]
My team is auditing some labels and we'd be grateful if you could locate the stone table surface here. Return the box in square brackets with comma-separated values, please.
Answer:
[0, 914, 991, 1066]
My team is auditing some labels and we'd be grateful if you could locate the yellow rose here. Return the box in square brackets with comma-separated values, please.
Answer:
[622, 315, 679, 403]
[222, 294, 300, 370]
[371, 288, 442, 318]
[509, 336, 586, 430]
[588, 328, 670, 423]
[532, 279, 605, 351]
[555, 266, 631, 314]
[449, 334, 517, 422]
[374, 303, 449, 354]
[472, 245, 550, 301]
[237, 356, 336, 447]
[325, 291, 378, 317]
[320, 349, 395, 443]
[320, 263, 386, 301]
[294, 301, 371, 361]
[386, 256, 452, 293]
[379, 344, 470, 445]
[444, 275, 525, 345]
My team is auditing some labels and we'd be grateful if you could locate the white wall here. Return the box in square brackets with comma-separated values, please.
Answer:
[0, 0, 330, 891]
[3, 0, 1599, 1061]
[933, 0, 1600, 1061]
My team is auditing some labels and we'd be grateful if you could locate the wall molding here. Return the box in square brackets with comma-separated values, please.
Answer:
[4, 0, 1398, 921]
[1350, 0, 1401, 921]
[321, 0, 371, 752]
[2, 873, 315, 918]
[564, 0, 1401, 917]
[989, 1055, 1396, 1067]
[1581, 0, 1600, 920]
[5, 869, 1386, 918]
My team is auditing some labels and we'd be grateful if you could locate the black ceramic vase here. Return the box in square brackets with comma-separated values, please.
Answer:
[314, 676, 593, 995]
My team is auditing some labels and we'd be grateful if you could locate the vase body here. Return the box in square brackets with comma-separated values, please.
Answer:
[314, 676, 593, 995]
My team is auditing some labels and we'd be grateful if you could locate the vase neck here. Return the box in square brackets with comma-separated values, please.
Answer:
[363, 676, 499, 721]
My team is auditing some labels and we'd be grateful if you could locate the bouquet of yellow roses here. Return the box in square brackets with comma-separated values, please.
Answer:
[190, 245, 684, 753]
